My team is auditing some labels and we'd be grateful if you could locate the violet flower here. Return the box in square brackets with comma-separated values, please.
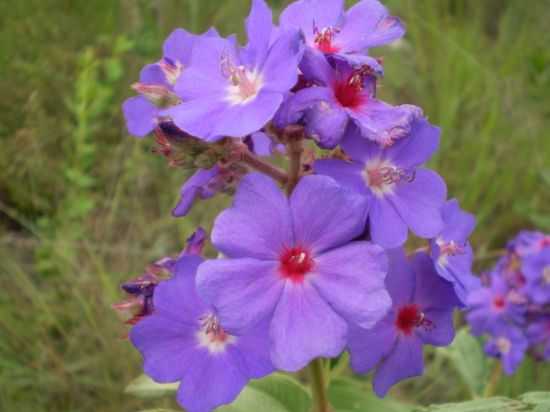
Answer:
[314, 117, 446, 248]
[348, 250, 460, 397]
[280, 0, 404, 62]
[430, 199, 479, 304]
[123, 28, 217, 137]
[466, 273, 525, 335]
[197, 173, 390, 372]
[526, 317, 550, 360]
[130, 254, 273, 412]
[165, 0, 304, 141]
[484, 325, 528, 375]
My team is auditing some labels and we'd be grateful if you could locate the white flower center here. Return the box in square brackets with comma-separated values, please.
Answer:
[543, 265, 550, 285]
[496, 337, 512, 355]
[196, 313, 236, 354]
[361, 159, 415, 198]
[221, 55, 263, 105]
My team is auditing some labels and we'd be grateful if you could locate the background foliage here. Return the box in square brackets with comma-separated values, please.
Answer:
[0, 0, 549, 411]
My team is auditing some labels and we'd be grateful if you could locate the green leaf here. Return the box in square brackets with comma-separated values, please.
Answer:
[437, 328, 491, 397]
[416, 397, 526, 412]
[124, 374, 178, 399]
[519, 391, 550, 406]
[217, 373, 311, 412]
[328, 377, 413, 412]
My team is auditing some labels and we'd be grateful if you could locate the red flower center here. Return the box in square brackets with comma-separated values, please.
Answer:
[279, 247, 314, 283]
[492, 296, 506, 311]
[396, 304, 432, 335]
[333, 78, 365, 109]
[314, 27, 341, 54]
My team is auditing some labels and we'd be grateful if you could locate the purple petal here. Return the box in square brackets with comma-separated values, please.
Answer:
[270, 282, 347, 371]
[244, 0, 273, 67]
[175, 348, 248, 412]
[280, 0, 344, 43]
[340, 122, 384, 162]
[369, 198, 408, 248]
[348, 319, 397, 374]
[305, 102, 349, 148]
[389, 168, 446, 239]
[139, 63, 168, 86]
[416, 309, 455, 346]
[273, 86, 333, 128]
[313, 158, 368, 196]
[385, 248, 415, 306]
[163, 28, 195, 66]
[196, 258, 284, 334]
[172, 167, 219, 217]
[312, 242, 390, 328]
[235, 319, 275, 379]
[299, 48, 335, 85]
[386, 118, 441, 168]
[411, 252, 462, 310]
[290, 175, 369, 254]
[338, 0, 405, 51]
[122, 96, 158, 137]
[163, 98, 226, 142]
[248, 131, 274, 156]
[373, 337, 424, 397]
[260, 30, 304, 93]
[211, 173, 292, 259]
[209, 90, 283, 138]
[439, 199, 476, 243]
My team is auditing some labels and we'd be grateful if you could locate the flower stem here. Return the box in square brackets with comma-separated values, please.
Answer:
[308, 358, 332, 412]
[483, 362, 502, 398]
[239, 150, 288, 185]
[285, 134, 304, 196]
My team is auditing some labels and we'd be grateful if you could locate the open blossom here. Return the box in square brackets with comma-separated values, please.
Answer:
[123, 28, 217, 137]
[466, 273, 525, 335]
[348, 250, 460, 397]
[315, 117, 445, 248]
[197, 173, 390, 372]
[523, 248, 550, 304]
[430, 199, 479, 304]
[509, 230, 550, 257]
[280, 0, 404, 61]
[165, 0, 303, 141]
[293, 54, 421, 148]
[484, 325, 528, 374]
[130, 254, 273, 412]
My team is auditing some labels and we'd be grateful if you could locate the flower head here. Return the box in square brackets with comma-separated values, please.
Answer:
[165, 0, 304, 141]
[523, 248, 550, 304]
[484, 325, 528, 374]
[280, 0, 404, 61]
[430, 199, 479, 304]
[315, 117, 446, 248]
[526, 317, 550, 360]
[197, 173, 390, 371]
[348, 250, 460, 397]
[130, 254, 273, 412]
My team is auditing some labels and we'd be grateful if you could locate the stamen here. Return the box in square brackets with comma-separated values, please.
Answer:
[159, 58, 184, 85]
[363, 160, 415, 198]
[543, 265, 550, 285]
[313, 25, 341, 53]
[221, 52, 263, 105]
[132, 83, 181, 107]
[437, 239, 466, 257]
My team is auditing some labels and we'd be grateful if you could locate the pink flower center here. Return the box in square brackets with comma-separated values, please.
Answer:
[395, 304, 433, 335]
[439, 240, 465, 257]
[314, 26, 341, 53]
[221, 54, 263, 105]
[362, 159, 416, 198]
[279, 247, 314, 283]
[200, 313, 230, 344]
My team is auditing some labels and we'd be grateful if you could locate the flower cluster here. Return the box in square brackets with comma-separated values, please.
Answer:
[466, 231, 550, 374]
[120, 1, 478, 411]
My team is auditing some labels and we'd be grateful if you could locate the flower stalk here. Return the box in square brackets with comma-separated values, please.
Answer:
[238, 149, 288, 185]
[308, 358, 332, 412]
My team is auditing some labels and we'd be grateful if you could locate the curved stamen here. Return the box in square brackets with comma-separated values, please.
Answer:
[313, 26, 341, 53]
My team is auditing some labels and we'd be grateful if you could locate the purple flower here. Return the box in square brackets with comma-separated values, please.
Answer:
[280, 0, 404, 60]
[196, 173, 390, 371]
[130, 254, 273, 412]
[509, 230, 550, 257]
[123, 28, 217, 137]
[526, 317, 550, 360]
[348, 250, 460, 397]
[294, 55, 422, 148]
[165, 0, 304, 141]
[523, 248, 550, 304]
[430, 199, 479, 304]
[466, 274, 525, 335]
[484, 325, 528, 374]
[314, 117, 446, 248]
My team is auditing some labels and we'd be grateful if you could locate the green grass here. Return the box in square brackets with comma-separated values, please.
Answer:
[0, 1, 549, 411]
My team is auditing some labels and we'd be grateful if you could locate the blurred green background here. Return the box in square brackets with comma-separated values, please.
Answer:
[0, 0, 549, 411]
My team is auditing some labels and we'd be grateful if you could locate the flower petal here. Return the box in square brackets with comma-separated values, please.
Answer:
[122, 96, 158, 137]
[261, 29, 304, 93]
[312, 241, 390, 329]
[270, 282, 347, 371]
[348, 319, 397, 374]
[386, 118, 440, 168]
[290, 175, 369, 254]
[244, 0, 273, 67]
[196, 258, 284, 334]
[416, 309, 455, 346]
[280, 0, 344, 43]
[313, 158, 368, 196]
[369, 198, 408, 248]
[211, 173, 292, 259]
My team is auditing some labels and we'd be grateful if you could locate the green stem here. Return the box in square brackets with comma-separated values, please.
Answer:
[483, 362, 502, 398]
[285, 136, 303, 196]
[239, 150, 288, 185]
[308, 358, 331, 412]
